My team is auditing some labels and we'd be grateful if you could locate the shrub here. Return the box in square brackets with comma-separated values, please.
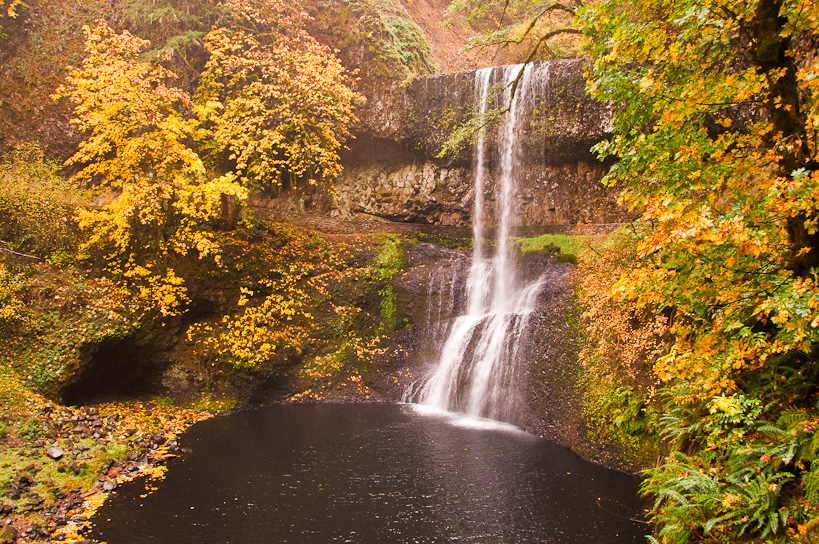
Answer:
[0, 144, 85, 258]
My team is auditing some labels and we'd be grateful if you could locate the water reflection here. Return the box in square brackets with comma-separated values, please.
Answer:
[91, 404, 648, 543]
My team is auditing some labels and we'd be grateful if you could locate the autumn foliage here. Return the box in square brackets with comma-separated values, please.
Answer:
[582, 0, 819, 540]
[0, 0, 24, 35]
[584, 0, 819, 395]
[196, 0, 363, 191]
[575, 230, 668, 389]
[573, 230, 666, 465]
[54, 2, 361, 316]
[54, 22, 247, 315]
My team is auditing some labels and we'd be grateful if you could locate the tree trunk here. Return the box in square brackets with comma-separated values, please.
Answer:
[751, 0, 819, 277]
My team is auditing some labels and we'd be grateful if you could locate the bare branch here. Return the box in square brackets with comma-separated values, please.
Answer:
[0, 242, 41, 260]
[512, 3, 578, 47]
[500, 0, 511, 26]
[508, 27, 582, 97]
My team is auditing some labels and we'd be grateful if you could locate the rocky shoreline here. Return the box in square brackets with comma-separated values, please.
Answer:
[0, 401, 211, 544]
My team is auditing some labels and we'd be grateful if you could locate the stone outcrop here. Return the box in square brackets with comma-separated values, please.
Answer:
[320, 58, 626, 228]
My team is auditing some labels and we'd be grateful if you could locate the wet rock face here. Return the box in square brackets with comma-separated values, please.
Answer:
[332, 146, 474, 226]
[328, 58, 626, 228]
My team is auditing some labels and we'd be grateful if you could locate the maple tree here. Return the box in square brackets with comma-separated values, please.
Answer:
[195, 0, 363, 192]
[55, 21, 247, 316]
[583, 0, 819, 392]
[581, 0, 819, 540]
[54, 0, 365, 316]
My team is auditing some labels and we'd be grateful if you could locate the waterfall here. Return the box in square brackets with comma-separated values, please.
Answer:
[405, 63, 551, 423]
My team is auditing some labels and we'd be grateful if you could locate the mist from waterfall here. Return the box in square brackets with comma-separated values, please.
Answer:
[405, 63, 551, 423]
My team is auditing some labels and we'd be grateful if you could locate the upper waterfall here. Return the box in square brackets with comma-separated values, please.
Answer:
[250, 58, 629, 229]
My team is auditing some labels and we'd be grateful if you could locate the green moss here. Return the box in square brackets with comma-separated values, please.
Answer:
[187, 394, 236, 412]
[0, 432, 129, 517]
[378, 285, 397, 333]
[515, 233, 598, 264]
[367, 234, 406, 281]
[152, 395, 175, 407]
[16, 417, 42, 440]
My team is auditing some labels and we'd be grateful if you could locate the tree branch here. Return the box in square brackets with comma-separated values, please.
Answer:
[508, 28, 582, 97]
[0, 242, 41, 260]
[500, 0, 510, 26]
[512, 3, 578, 45]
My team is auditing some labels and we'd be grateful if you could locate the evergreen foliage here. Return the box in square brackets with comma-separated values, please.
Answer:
[371, 0, 436, 74]
[119, 0, 234, 86]
[303, 0, 437, 82]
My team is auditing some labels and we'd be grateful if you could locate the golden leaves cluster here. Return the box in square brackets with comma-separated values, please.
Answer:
[55, 22, 247, 316]
[186, 227, 338, 371]
[190, 265, 315, 371]
[196, 0, 363, 191]
[55, 5, 361, 316]
[582, 0, 819, 395]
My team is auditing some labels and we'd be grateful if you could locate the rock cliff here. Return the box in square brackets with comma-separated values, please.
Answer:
[254, 58, 627, 229]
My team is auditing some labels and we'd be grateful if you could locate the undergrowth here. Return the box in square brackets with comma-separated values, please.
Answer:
[575, 227, 819, 541]
[0, 144, 87, 260]
[0, 145, 143, 396]
[572, 228, 665, 468]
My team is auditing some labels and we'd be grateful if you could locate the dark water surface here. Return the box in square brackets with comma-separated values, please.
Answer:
[91, 403, 648, 543]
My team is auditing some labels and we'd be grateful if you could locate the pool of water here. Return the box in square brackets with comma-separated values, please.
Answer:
[90, 403, 649, 543]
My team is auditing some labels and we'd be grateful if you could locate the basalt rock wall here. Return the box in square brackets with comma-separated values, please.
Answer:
[323, 58, 627, 228]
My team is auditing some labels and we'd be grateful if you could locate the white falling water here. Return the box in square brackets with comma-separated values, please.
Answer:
[424, 254, 464, 347]
[406, 63, 551, 423]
